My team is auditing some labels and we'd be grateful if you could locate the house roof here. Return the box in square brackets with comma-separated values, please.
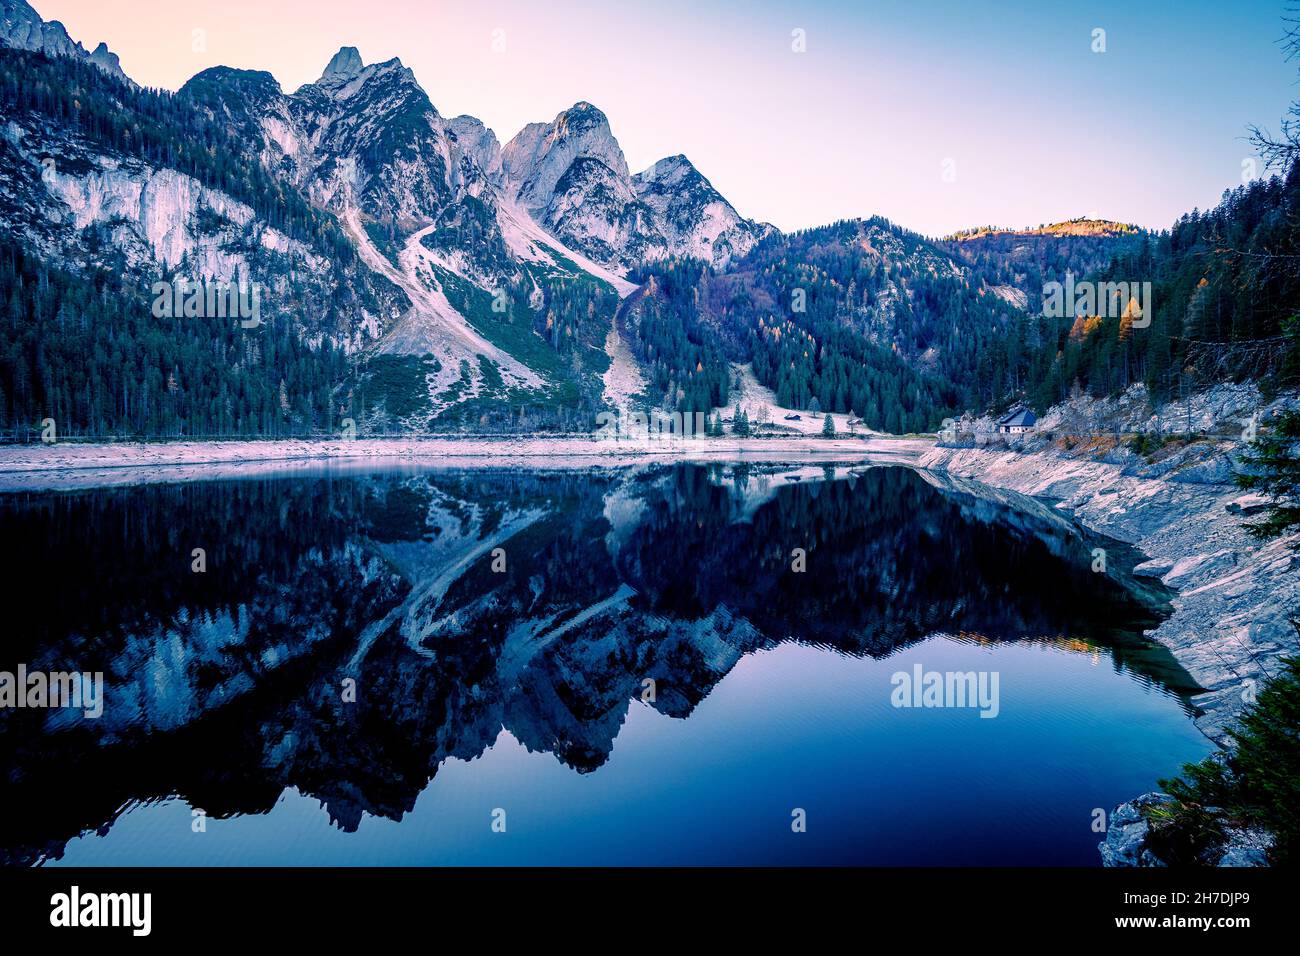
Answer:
[997, 408, 1037, 427]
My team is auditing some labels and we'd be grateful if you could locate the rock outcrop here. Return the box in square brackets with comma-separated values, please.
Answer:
[920, 385, 1299, 868]
[0, 0, 133, 86]
[501, 103, 765, 269]
[1099, 792, 1274, 867]
[919, 439, 1298, 745]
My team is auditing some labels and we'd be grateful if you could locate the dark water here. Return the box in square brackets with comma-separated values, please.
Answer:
[0, 462, 1211, 866]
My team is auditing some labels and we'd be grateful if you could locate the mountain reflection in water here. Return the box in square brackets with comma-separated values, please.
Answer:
[0, 462, 1205, 866]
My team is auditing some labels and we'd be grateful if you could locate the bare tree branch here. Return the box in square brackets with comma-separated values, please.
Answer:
[1249, 6, 1300, 169]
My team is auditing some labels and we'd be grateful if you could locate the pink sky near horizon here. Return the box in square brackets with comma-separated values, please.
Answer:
[29, 0, 1298, 237]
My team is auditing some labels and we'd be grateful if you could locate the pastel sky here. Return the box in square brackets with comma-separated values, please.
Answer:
[32, 0, 1298, 236]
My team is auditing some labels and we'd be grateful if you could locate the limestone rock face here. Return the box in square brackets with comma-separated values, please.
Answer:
[502, 104, 767, 269]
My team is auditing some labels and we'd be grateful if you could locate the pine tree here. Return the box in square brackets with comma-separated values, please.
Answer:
[1236, 316, 1300, 543]
[822, 413, 835, 437]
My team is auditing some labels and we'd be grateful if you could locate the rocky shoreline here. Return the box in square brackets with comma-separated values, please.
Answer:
[918, 440, 1297, 866]
[1097, 791, 1274, 867]
[919, 442, 1298, 743]
[0, 435, 930, 491]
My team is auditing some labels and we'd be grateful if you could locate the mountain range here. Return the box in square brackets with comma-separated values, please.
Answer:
[1, 0, 1295, 438]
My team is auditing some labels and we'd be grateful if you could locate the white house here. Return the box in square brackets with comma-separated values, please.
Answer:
[996, 408, 1037, 435]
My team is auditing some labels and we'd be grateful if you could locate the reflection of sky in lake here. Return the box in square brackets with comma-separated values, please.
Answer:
[50, 636, 1209, 867]
[2, 464, 1211, 866]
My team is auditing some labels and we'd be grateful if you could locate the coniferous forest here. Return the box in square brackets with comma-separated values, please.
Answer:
[1023, 165, 1300, 410]
[0, 236, 350, 438]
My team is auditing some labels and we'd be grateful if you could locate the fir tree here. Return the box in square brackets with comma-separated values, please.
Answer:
[1237, 316, 1300, 543]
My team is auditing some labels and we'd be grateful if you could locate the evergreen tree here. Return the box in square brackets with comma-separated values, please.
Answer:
[1237, 316, 1300, 543]
[1160, 655, 1300, 864]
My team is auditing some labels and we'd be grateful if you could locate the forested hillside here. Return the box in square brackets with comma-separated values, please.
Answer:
[0, 236, 349, 437]
[618, 166, 1300, 431]
[942, 219, 1146, 315]
[1021, 164, 1300, 410]
[624, 219, 1016, 431]
[620, 261, 733, 417]
[0, 46, 399, 438]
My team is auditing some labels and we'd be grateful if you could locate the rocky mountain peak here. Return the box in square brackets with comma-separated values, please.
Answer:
[447, 115, 505, 186]
[88, 41, 121, 74]
[502, 101, 629, 210]
[310, 49, 418, 104]
[0, 0, 134, 86]
[634, 154, 696, 189]
[631, 153, 768, 266]
[556, 100, 609, 130]
[320, 45, 364, 82]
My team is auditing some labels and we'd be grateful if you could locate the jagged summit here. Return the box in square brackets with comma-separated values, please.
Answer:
[310, 47, 415, 98]
[320, 45, 364, 82]
[0, 0, 133, 86]
[5, 0, 763, 274]
[634, 154, 695, 185]
[504, 100, 630, 203]
[560, 101, 608, 123]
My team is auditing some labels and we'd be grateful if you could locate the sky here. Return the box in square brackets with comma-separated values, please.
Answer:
[31, 0, 1299, 237]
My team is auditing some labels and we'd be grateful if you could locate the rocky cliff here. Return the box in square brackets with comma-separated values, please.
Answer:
[920, 385, 1300, 867]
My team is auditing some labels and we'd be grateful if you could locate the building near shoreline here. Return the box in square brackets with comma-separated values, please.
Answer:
[997, 408, 1037, 435]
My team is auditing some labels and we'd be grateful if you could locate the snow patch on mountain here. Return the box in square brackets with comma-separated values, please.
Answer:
[496, 197, 637, 296]
[341, 208, 543, 401]
[601, 314, 648, 410]
[716, 363, 877, 436]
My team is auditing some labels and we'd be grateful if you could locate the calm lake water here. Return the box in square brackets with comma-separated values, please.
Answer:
[0, 462, 1212, 866]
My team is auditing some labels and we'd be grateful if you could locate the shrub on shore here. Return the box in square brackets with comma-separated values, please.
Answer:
[1157, 654, 1300, 864]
